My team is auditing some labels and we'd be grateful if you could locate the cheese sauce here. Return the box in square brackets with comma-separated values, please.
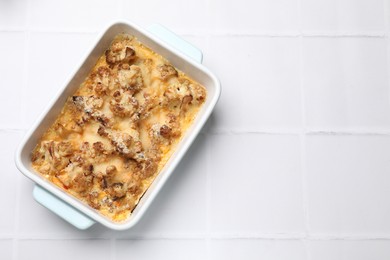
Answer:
[31, 34, 206, 222]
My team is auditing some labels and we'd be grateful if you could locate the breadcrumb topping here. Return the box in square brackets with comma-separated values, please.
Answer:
[31, 34, 206, 222]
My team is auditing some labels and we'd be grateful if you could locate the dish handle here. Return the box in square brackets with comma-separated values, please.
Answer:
[33, 185, 95, 230]
[147, 24, 203, 63]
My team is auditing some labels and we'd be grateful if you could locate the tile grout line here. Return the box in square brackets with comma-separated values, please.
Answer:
[383, 0, 390, 119]
[13, 234, 390, 241]
[297, 0, 311, 259]
[15, 0, 31, 138]
[18, 27, 28, 134]
[204, 3, 214, 249]
[13, 0, 32, 257]
[205, 2, 213, 254]
[19, 0, 32, 132]
[0, 28, 99, 34]
[110, 238, 116, 260]
[207, 32, 386, 38]
[12, 175, 22, 260]
[205, 129, 390, 136]
[0, 28, 387, 38]
[204, 0, 215, 254]
[12, 234, 390, 240]
[205, 132, 212, 256]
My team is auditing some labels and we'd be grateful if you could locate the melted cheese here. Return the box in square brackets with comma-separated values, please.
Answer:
[31, 34, 206, 222]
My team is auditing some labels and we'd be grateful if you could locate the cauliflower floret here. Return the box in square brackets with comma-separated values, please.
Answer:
[97, 126, 143, 160]
[156, 64, 177, 81]
[117, 64, 143, 94]
[72, 95, 111, 126]
[109, 89, 139, 117]
[105, 41, 136, 65]
[32, 141, 74, 175]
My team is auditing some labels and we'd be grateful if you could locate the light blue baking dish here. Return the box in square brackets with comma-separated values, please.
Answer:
[15, 21, 221, 230]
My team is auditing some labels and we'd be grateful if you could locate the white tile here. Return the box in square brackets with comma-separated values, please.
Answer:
[303, 38, 390, 129]
[210, 0, 299, 34]
[116, 134, 208, 238]
[306, 135, 390, 235]
[22, 32, 96, 128]
[210, 240, 306, 260]
[0, 131, 21, 234]
[209, 134, 304, 234]
[0, 240, 13, 259]
[0, 32, 25, 128]
[309, 240, 390, 260]
[302, 0, 385, 33]
[29, 0, 120, 31]
[122, 0, 210, 35]
[208, 37, 301, 132]
[116, 239, 207, 260]
[0, 0, 27, 29]
[18, 239, 111, 260]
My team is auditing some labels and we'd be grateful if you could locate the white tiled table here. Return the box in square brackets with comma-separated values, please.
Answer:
[2, 0, 390, 259]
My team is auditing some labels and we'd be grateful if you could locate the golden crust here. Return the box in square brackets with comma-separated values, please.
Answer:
[31, 34, 206, 222]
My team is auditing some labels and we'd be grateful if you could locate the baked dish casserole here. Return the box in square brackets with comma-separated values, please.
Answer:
[31, 34, 206, 222]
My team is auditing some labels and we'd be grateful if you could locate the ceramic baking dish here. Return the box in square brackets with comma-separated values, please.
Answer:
[14, 21, 221, 230]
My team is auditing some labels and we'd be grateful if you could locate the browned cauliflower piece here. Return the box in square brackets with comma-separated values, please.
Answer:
[97, 126, 143, 160]
[141, 158, 158, 179]
[79, 141, 112, 164]
[92, 141, 106, 153]
[164, 81, 191, 103]
[109, 89, 139, 117]
[117, 64, 143, 94]
[87, 190, 101, 209]
[72, 95, 111, 126]
[110, 194, 137, 213]
[137, 93, 160, 119]
[163, 79, 206, 111]
[157, 64, 177, 81]
[149, 114, 181, 145]
[72, 95, 103, 112]
[106, 165, 117, 175]
[103, 169, 141, 206]
[71, 172, 93, 194]
[32, 141, 74, 175]
[55, 151, 98, 195]
[107, 182, 127, 200]
[126, 177, 142, 196]
[159, 124, 172, 138]
[105, 40, 136, 65]
[90, 66, 114, 95]
[188, 82, 206, 104]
